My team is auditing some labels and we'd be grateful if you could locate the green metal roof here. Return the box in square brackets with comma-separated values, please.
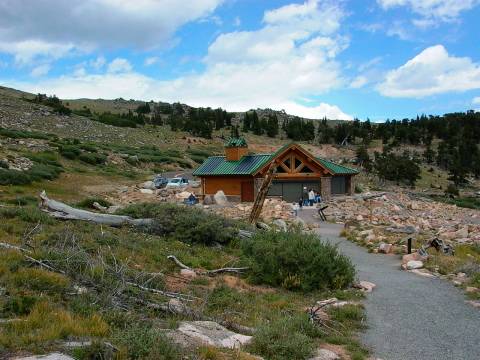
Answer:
[193, 142, 359, 176]
[224, 137, 248, 148]
[193, 154, 271, 176]
[316, 158, 359, 175]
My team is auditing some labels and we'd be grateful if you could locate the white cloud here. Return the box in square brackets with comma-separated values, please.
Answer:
[473, 97, 480, 105]
[2, 1, 352, 120]
[107, 58, 132, 73]
[144, 57, 159, 66]
[377, 0, 480, 22]
[378, 45, 480, 97]
[0, 40, 75, 65]
[350, 76, 368, 89]
[30, 64, 51, 77]
[90, 56, 106, 70]
[0, 0, 224, 63]
[233, 16, 241, 27]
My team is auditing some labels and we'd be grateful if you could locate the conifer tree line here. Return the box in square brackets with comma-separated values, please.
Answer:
[242, 110, 279, 137]
[349, 111, 480, 185]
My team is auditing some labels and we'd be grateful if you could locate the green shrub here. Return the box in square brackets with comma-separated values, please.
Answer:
[0, 206, 55, 224]
[113, 324, 181, 360]
[445, 183, 459, 196]
[10, 268, 70, 293]
[248, 314, 319, 360]
[118, 203, 237, 245]
[26, 152, 62, 167]
[0, 127, 51, 140]
[0, 160, 8, 169]
[2, 295, 37, 316]
[78, 153, 106, 165]
[242, 231, 355, 291]
[4, 195, 37, 206]
[76, 197, 113, 209]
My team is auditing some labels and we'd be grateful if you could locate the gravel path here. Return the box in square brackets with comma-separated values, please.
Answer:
[300, 209, 480, 360]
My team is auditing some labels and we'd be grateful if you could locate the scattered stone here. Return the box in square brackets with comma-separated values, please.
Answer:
[466, 286, 479, 293]
[142, 181, 156, 190]
[12, 353, 74, 360]
[357, 281, 376, 293]
[139, 189, 154, 194]
[378, 242, 393, 254]
[406, 260, 423, 270]
[171, 321, 251, 349]
[180, 269, 197, 279]
[203, 195, 213, 205]
[409, 269, 436, 278]
[273, 219, 288, 232]
[465, 300, 480, 309]
[309, 348, 340, 360]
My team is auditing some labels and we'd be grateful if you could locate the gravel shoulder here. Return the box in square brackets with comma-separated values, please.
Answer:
[300, 209, 480, 360]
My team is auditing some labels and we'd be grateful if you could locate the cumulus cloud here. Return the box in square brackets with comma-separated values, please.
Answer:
[377, 0, 480, 22]
[0, 0, 223, 63]
[350, 76, 368, 89]
[377, 45, 480, 97]
[2, 0, 352, 120]
[107, 58, 132, 73]
[144, 57, 160, 66]
[473, 97, 480, 105]
[30, 64, 51, 77]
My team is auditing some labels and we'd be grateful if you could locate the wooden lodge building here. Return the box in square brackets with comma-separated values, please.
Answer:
[193, 138, 359, 202]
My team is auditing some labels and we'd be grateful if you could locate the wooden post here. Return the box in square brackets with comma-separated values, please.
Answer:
[407, 238, 412, 254]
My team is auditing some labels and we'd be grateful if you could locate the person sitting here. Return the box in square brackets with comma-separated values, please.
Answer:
[315, 191, 322, 203]
[185, 193, 198, 205]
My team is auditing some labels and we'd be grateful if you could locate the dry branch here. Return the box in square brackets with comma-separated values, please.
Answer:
[167, 255, 249, 276]
[39, 191, 154, 227]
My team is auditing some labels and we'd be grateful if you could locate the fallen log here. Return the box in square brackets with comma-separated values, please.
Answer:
[39, 191, 154, 227]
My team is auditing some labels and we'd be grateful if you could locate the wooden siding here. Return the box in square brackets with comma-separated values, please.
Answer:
[225, 146, 249, 161]
[202, 175, 253, 196]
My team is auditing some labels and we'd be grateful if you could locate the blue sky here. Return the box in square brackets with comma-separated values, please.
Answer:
[0, 0, 479, 121]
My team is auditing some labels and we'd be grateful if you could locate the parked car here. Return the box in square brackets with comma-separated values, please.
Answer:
[153, 175, 169, 189]
[166, 177, 189, 188]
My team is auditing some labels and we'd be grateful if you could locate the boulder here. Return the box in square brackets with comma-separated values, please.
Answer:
[406, 260, 423, 270]
[139, 189, 154, 194]
[172, 321, 251, 349]
[454, 226, 469, 239]
[358, 281, 376, 293]
[378, 243, 393, 254]
[142, 181, 156, 190]
[203, 195, 213, 205]
[273, 219, 288, 232]
[180, 269, 197, 279]
[213, 191, 228, 206]
[309, 348, 340, 360]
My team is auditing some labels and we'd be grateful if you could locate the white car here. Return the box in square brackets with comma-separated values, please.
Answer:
[166, 177, 189, 188]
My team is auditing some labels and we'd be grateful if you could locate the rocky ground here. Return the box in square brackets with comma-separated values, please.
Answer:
[325, 191, 480, 303]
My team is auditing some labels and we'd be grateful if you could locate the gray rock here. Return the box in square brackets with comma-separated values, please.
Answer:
[142, 181, 155, 190]
[406, 260, 423, 270]
[213, 191, 228, 206]
[309, 348, 340, 360]
[273, 219, 287, 232]
[203, 195, 213, 205]
[170, 321, 251, 349]
[12, 353, 74, 360]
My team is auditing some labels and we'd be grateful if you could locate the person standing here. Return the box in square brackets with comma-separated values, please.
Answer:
[292, 202, 299, 216]
[302, 187, 308, 206]
[308, 188, 315, 206]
